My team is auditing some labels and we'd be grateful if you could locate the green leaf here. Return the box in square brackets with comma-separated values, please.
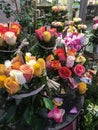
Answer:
[6, 105, 17, 123]
[43, 97, 54, 110]
[24, 106, 33, 125]
[23, 84, 29, 89]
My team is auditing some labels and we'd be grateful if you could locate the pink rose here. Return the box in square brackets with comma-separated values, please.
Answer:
[73, 64, 85, 77]
[48, 107, 65, 123]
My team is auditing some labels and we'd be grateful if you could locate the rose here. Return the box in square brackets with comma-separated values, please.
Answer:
[46, 54, 54, 61]
[0, 75, 7, 88]
[35, 26, 45, 41]
[66, 55, 75, 68]
[77, 82, 87, 94]
[67, 48, 77, 56]
[43, 31, 51, 43]
[10, 22, 22, 35]
[33, 62, 42, 77]
[12, 62, 24, 70]
[50, 60, 61, 70]
[76, 55, 86, 64]
[73, 64, 85, 77]
[54, 48, 65, 55]
[0, 64, 5, 75]
[10, 70, 26, 85]
[58, 66, 72, 79]
[4, 77, 20, 94]
[48, 107, 65, 123]
[20, 64, 34, 81]
[3, 31, 17, 45]
[58, 52, 66, 61]
[54, 48, 66, 61]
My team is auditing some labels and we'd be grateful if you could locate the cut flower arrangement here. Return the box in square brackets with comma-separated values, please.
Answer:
[0, 20, 90, 130]
[0, 22, 22, 47]
[0, 22, 22, 63]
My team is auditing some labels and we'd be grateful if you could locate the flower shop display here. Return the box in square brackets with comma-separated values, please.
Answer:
[0, 20, 90, 130]
[48, 5, 68, 32]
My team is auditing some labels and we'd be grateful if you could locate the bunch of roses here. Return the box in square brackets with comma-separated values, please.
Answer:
[51, 21, 63, 27]
[0, 22, 21, 46]
[52, 5, 67, 13]
[35, 26, 57, 43]
[46, 46, 87, 95]
[0, 52, 45, 94]
[64, 32, 85, 51]
[66, 19, 87, 33]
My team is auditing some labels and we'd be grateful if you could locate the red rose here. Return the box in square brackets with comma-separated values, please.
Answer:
[51, 60, 61, 70]
[58, 66, 72, 79]
[73, 64, 85, 77]
[58, 52, 66, 61]
[54, 48, 65, 55]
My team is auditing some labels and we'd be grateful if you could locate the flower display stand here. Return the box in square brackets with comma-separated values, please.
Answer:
[45, 96, 84, 130]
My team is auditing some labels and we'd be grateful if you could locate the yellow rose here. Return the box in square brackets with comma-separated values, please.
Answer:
[4, 77, 20, 94]
[77, 82, 87, 94]
[43, 31, 51, 43]
[33, 62, 42, 77]
[0, 64, 5, 75]
[37, 58, 46, 71]
[76, 55, 86, 64]
[0, 75, 7, 88]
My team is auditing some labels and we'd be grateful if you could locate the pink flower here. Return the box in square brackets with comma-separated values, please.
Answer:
[93, 23, 98, 30]
[66, 55, 75, 68]
[73, 64, 85, 77]
[48, 107, 65, 123]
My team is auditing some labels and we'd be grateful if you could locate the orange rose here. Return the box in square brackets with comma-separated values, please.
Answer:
[77, 82, 87, 94]
[0, 75, 7, 88]
[11, 55, 24, 64]
[67, 48, 77, 56]
[46, 54, 54, 61]
[10, 22, 22, 35]
[20, 64, 34, 81]
[50, 60, 61, 70]
[4, 77, 20, 94]
[0, 64, 5, 75]
[12, 62, 23, 70]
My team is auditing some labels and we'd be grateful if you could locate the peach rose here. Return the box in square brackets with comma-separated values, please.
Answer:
[20, 64, 34, 81]
[3, 31, 17, 45]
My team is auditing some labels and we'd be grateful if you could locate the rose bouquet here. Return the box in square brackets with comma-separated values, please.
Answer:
[35, 26, 57, 47]
[0, 22, 21, 46]
[0, 22, 22, 63]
